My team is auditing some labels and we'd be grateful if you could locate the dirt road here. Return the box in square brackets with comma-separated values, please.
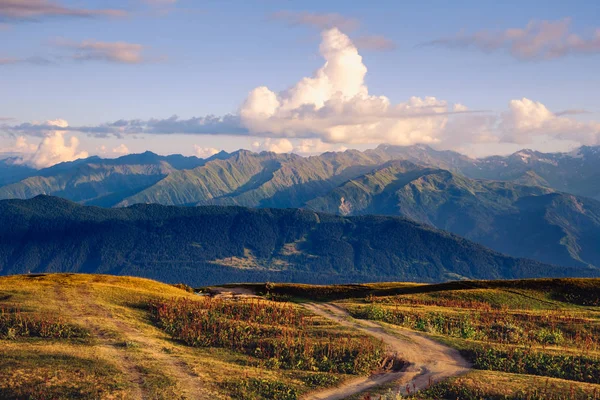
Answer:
[301, 303, 470, 400]
[55, 283, 208, 400]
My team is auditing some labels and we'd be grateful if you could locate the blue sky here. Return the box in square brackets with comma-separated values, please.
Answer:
[1, 0, 599, 166]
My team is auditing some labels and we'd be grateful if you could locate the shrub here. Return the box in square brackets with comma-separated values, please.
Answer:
[149, 298, 386, 375]
[0, 308, 89, 339]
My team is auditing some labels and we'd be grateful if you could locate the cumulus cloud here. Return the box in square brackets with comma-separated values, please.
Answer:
[54, 40, 151, 64]
[251, 138, 295, 153]
[251, 138, 348, 155]
[0, 0, 127, 22]
[294, 139, 348, 154]
[240, 28, 463, 146]
[112, 143, 130, 155]
[194, 145, 219, 158]
[421, 18, 600, 60]
[500, 98, 600, 145]
[1, 136, 38, 154]
[96, 144, 131, 157]
[11, 120, 89, 168]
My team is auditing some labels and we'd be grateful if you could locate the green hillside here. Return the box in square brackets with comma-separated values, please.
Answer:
[2, 146, 600, 272]
[1, 196, 592, 285]
[116, 149, 392, 208]
[306, 161, 600, 269]
[0, 152, 206, 207]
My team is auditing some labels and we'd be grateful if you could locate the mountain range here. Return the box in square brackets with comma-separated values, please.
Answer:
[1, 145, 599, 274]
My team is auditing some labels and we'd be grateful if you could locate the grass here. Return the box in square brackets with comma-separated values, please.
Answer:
[0, 350, 126, 400]
[347, 370, 600, 400]
[412, 370, 600, 400]
[2, 274, 600, 399]
[0, 274, 393, 399]
[226, 278, 600, 306]
[1, 307, 89, 340]
[150, 297, 387, 375]
[325, 278, 600, 399]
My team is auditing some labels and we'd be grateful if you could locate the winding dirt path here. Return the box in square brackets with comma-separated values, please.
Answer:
[55, 283, 207, 399]
[54, 284, 147, 399]
[301, 303, 470, 400]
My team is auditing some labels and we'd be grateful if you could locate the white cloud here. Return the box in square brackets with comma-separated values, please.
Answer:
[294, 139, 347, 154]
[12, 120, 88, 168]
[3, 27, 599, 156]
[112, 143, 130, 155]
[1, 136, 38, 154]
[251, 138, 348, 155]
[500, 98, 600, 145]
[240, 28, 457, 147]
[194, 145, 219, 158]
[251, 139, 294, 153]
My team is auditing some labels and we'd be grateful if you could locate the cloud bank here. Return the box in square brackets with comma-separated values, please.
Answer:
[270, 11, 359, 32]
[421, 18, 600, 60]
[270, 11, 395, 52]
[55, 40, 150, 64]
[0, 0, 127, 22]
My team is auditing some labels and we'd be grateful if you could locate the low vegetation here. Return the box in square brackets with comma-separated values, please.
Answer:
[1, 274, 599, 399]
[150, 297, 388, 375]
[332, 278, 600, 399]
[0, 274, 397, 399]
[0, 307, 89, 340]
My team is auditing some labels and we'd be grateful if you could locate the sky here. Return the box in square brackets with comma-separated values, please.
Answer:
[0, 0, 599, 168]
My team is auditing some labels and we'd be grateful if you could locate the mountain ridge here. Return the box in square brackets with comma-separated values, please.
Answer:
[2, 195, 595, 286]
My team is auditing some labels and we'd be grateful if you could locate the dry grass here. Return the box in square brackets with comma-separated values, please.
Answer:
[335, 279, 600, 399]
[0, 273, 380, 399]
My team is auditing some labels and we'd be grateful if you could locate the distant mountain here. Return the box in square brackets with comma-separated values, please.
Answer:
[1, 196, 593, 285]
[367, 144, 600, 200]
[2, 145, 600, 271]
[305, 160, 600, 269]
[466, 147, 600, 200]
[0, 158, 37, 186]
[116, 149, 394, 208]
[0, 152, 208, 207]
[5, 145, 599, 206]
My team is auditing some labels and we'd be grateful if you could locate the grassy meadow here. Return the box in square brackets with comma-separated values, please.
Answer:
[309, 279, 600, 399]
[0, 274, 393, 400]
[1, 275, 600, 399]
